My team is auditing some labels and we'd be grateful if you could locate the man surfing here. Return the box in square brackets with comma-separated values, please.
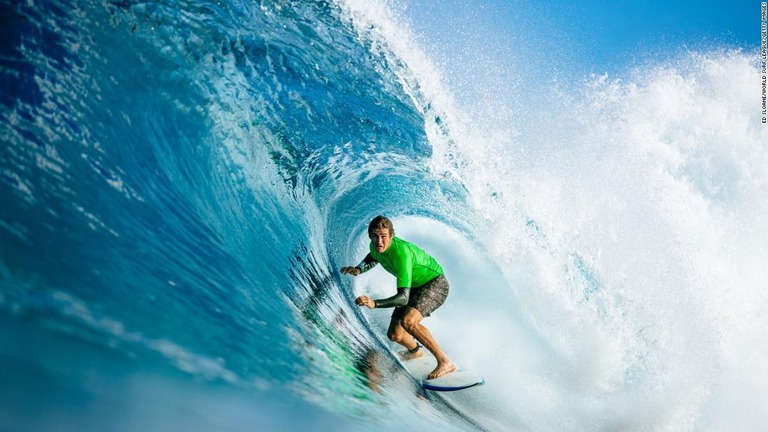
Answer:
[341, 215, 456, 380]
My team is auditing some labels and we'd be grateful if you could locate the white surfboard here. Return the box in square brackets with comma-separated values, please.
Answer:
[401, 352, 485, 392]
[421, 369, 485, 392]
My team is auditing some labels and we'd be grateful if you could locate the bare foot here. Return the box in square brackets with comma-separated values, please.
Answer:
[399, 347, 424, 361]
[427, 361, 456, 379]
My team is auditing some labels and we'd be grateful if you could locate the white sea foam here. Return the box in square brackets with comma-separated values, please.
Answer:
[341, 0, 768, 428]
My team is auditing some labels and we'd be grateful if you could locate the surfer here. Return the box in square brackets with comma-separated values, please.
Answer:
[341, 215, 457, 379]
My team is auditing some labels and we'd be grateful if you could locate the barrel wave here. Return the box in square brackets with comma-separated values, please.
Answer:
[2, 0, 767, 431]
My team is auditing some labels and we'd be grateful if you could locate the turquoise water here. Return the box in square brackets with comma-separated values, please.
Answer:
[2, 0, 767, 430]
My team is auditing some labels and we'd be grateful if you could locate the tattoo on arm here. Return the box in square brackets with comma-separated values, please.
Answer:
[356, 253, 378, 273]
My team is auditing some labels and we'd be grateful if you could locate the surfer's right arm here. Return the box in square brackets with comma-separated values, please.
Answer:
[340, 254, 377, 276]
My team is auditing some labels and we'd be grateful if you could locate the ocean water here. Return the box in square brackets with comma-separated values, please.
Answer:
[2, 0, 767, 430]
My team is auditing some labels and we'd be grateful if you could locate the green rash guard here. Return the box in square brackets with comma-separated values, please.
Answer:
[364, 237, 443, 289]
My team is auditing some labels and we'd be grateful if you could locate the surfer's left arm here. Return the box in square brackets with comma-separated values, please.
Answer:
[373, 288, 409, 308]
[355, 288, 409, 309]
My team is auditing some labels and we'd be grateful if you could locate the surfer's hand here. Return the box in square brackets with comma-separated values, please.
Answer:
[341, 266, 362, 276]
[355, 295, 375, 309]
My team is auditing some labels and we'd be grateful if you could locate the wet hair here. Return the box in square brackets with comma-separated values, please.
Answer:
[367, 215, 395, 237]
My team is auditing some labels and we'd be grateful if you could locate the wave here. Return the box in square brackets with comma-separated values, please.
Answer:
[2, 0, 767, 430]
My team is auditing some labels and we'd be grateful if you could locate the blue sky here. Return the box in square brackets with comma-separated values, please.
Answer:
[404, 0, 757, 75]
[538, 0, 756, 70]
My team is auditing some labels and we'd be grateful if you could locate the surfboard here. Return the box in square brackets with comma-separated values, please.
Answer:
[421, 369, 485, 392]
[401, 352, 485, 392]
